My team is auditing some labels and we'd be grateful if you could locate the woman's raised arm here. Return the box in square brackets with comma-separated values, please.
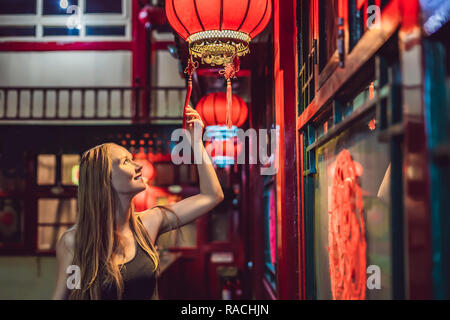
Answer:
[140, 106, 224, 236]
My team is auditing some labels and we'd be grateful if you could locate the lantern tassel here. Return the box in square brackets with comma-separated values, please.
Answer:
[220, 55, 240, 129]
[182, 54, 198, 130]
[226, 79, 233, 129]
[182, 81, 192, 130]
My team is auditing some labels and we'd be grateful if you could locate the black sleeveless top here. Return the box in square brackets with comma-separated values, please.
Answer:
[100, 237, 157, 300]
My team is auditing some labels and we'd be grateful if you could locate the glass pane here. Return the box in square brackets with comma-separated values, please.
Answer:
[216, 167, 230, 188]
[38, 198, 77, 224]
[61, 154, 80, 185]
[86, 25, 126, 36]
[263, 187, 277, 289]
[85, 0, 122, 13]
[319, 0, 338, 71]
[42, 0, 78, 15]
[209, 207, 230, 242]
[0, 198, 24, 243]
[43, 26, 80, 36]
[349, 0, 365, 51]
[37, 154, 56, 185]
[154, 163, 174, 186]
[190, 165, 198, 184]
[38, 225, 69, 251]
[0, 26, 36, 37]
[0, 0, 36, 14]
[179, 164, 190, 184]
[313, 112, 392, 299]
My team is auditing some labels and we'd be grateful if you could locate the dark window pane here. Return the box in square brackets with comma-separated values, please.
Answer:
[86, 25, 125, 36]
[0, 0, 36, 14]
[154, 163, 174, 186]
[263, 187, 277, 290]
[43, 26, 79, 36]
[85, 0, 122, 13]
[318, 0, 338, 71]
[43, 0, 78, 15]
[0, 26, 35, 37]
[349, 0, 365, 51]
[209, 208, 230, 242]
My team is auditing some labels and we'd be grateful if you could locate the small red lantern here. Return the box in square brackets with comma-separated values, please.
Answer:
[139, 5, 166, 29]
[196, 92, 248, 128]
[0, 211, 14, 227]
[205, 138, 243, 167]
[165, 0, 272, 129]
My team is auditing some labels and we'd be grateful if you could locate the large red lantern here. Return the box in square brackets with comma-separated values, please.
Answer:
[165, 0, 272, 129]
[196, 92, 248, 128]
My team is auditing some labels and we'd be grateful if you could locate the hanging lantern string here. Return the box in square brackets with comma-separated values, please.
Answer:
[219, 55, 240, 129]
[182, 54, 199, 129]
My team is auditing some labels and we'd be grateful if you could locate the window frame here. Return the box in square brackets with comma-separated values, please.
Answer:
[0, 0, 132, 41]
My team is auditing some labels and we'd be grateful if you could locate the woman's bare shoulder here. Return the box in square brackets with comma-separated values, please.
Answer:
[137, 207, 163, 222]
[57, 226, 76, 256]
[136, 208, 164, 241]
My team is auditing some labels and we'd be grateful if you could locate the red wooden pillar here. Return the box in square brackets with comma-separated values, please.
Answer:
[274, 0, 299, 300]
[132, 0, 152, 123]
[398, 0, 433, 299]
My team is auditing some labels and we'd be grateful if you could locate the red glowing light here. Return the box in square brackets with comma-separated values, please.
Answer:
[195, 92, 248, 128]
[205, 138, 243, 159]
[368, 119, 376, 131]
[369, 82, 375, 100]
[0, 211, 14, 227]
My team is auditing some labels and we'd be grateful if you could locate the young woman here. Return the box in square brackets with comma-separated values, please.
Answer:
[52, 106, 224, 300]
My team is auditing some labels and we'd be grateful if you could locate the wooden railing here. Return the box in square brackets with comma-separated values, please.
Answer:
[0, 86, 186, 123]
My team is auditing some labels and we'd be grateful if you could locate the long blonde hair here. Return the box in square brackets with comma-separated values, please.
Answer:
[68, 143, 161, 300]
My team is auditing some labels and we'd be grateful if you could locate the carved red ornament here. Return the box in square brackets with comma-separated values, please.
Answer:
[328, 149, 366, 300]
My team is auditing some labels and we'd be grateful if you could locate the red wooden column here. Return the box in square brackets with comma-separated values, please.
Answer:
[132, 0, 152, 123]
[274, 0, 299, 299]
[398, 0, 433, 299]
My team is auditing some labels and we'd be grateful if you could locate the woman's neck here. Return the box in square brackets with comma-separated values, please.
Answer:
[115, 195, 132, 234]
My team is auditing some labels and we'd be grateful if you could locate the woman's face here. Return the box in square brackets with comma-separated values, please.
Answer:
[109, 145, 146, 195]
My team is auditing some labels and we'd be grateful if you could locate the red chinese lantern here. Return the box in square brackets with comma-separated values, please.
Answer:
[205, 138, 242, 159]
[165, 0, 272, 129]
[196, 92, 248, 128]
